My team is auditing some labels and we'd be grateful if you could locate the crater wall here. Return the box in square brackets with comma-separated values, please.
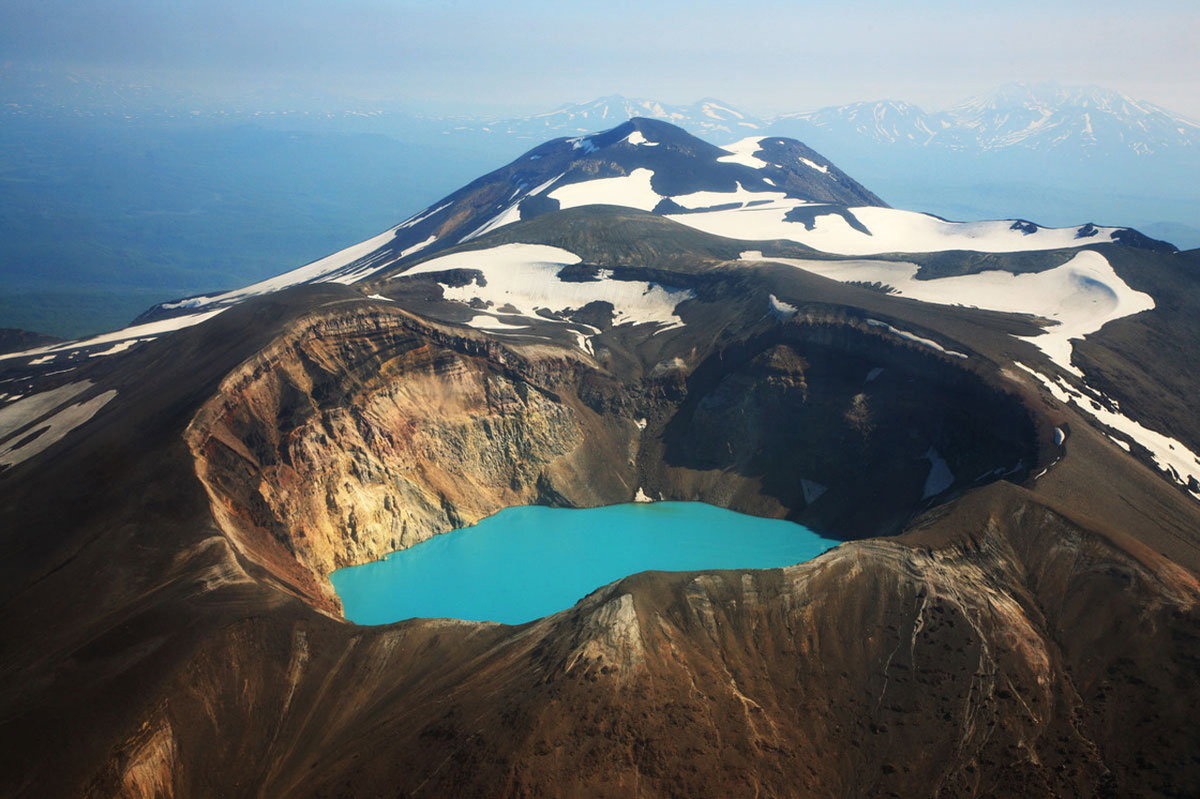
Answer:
[186, 306, 1041, 614]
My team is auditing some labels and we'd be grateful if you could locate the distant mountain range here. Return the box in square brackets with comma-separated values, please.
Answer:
[438, 86, 1200, 251]
[8, 68, 1196, 159]
[777, 83, 1200, 156]
[456, 83, 1200, 157]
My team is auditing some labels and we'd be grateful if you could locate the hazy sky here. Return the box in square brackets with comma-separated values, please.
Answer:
[3, 0, 1199, 117]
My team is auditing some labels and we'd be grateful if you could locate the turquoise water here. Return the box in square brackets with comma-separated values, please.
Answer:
[330, 502, 841, 626]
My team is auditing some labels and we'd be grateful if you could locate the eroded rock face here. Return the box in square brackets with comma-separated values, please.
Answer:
[651, 322, 1039, 535]
[85, 712, 177, 799]
[186, 309, 628, 611]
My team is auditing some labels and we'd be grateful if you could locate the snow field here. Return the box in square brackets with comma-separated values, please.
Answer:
[548, 168, 662, 212]
[0, 308, 229, 363]
[399, 243, 693, 350]
[717, 137, 773, 169]
[0, 384, 118, 469]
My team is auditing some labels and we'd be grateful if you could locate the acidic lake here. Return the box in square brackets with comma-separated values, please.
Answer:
[331, 502, 841, 626]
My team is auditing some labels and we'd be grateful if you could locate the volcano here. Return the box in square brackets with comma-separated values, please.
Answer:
[2, 119, 1199, 798]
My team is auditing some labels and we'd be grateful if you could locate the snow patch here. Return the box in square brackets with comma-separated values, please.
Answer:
[548, 168, 662, 212]
[566, 329, 594, 355]
[922, 447, 955, 498]
[155, 226, 401, 312]
[569, 136, 599, 154]
[686, 203, 1123, 256]
[866, 319, 968, 359]
[463, 202, 522, 241]
[160, 297, 211, 310]
[459, 175, 565, 242]
[801, 479, 828, 505]
[0, 308, 227, 363]
[670, 182, 788, 210]
[624, 130, 658, 146]
[462, 315, 530, 331]
[87, 339, 145, 357]
[718, 137, 771, 169]
[399, 235, 438, 259]
[768, 294, 798, 319]
[397, 202, 451, 229]
[0, 389, 117, 470]
[0, 381, 94, 441]
[212, 226, 400, 295]
[400, 243, 693, 351]
[1016, 362, 1200, 499]
[799, 157, 829, 173]
[527, 174, 565, 196]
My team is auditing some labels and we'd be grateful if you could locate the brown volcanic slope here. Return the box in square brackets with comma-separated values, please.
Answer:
[0, 211, 1199, 798]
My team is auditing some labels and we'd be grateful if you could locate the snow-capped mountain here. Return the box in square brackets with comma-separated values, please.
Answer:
[445, 95, 766, 141]
[146, 117, 886, 307]
[447, 84, 1200, 157]
[377, 117, 1153, 264]
[777, 83, 1200, 155]
[946, 83, 1200, 154]
[774, 100, 942, 146]
[5, 116, 1171, 374]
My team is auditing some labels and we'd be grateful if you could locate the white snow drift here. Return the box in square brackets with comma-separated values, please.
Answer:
[673, 202, 1124, 255]
[548, 168, 663, 213]
[866, 320, 968, 359]
[670, 182, 788, 210]
[398, 243, 692, 351]
[0, 308, 228, 364]
[1016, 362, 1200, 500]
[167, 225, 402, 309]
[742, 250, 1153, 374]
[464, 160, 1125, 256]
[0, 383, 118, 470]
[718, 137, 775, 169]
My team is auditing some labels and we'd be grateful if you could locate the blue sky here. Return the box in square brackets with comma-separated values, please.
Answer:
[2, 0, 1198, 116]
